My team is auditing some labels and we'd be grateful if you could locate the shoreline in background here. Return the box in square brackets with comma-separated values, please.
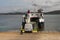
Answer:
[0, 10, 60, 15]
[0, 13, 60, 15]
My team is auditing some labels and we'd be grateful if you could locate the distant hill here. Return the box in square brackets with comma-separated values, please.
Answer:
[0, 10, 60, 15]
[0, 12, 25, 15]
[45, 10, 60, 14]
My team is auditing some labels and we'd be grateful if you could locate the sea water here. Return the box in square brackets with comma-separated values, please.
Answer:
[0, 15, 60, 32]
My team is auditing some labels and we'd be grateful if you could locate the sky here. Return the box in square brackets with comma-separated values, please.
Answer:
[0, 0, 60, 13]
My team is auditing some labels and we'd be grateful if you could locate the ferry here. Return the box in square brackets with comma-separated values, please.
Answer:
[20, 9, 44, 34]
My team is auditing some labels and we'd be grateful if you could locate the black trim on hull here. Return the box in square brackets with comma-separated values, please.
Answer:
[25, 31, 32, 33]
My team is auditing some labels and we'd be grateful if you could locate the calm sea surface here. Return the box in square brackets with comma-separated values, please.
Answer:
[0, 15, 60, 32]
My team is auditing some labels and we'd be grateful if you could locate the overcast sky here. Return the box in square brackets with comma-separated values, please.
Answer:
[0, 0, 60, 13]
